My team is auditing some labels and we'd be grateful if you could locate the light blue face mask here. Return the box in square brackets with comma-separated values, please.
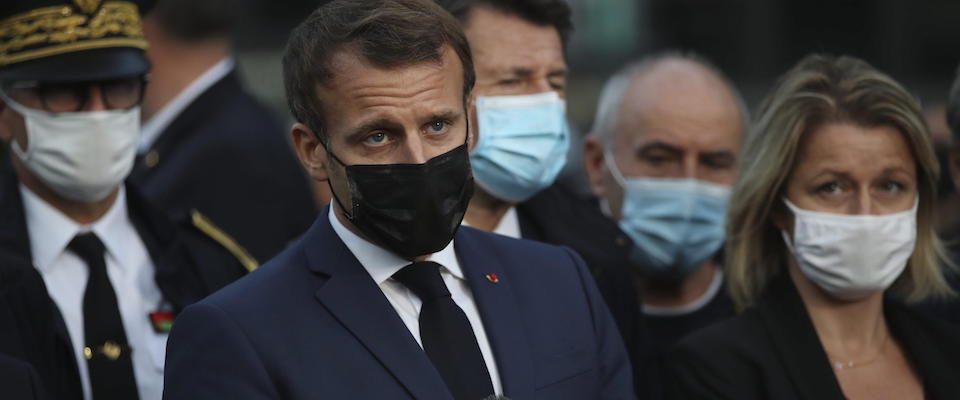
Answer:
[605, 152, 731, 276]
[470, 91, 569, 202]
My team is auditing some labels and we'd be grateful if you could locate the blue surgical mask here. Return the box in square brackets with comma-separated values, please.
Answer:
[470, 91, 569, 202]
[605, 152, 730, 276]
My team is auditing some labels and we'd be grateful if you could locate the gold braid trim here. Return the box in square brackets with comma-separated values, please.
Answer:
[0, 2, 147, 66]
[191, 210, 260, 273]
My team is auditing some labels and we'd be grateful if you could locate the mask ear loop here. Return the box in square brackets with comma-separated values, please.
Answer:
[779, 198, 798, 254]
[0, 90, 34, 158]
[316, 130, 358, 222]
[602, 149, 629, 189]
[599, 150, 630, 217]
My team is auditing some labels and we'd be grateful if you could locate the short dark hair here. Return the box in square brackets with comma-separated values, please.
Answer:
[435, 0, 573, 49]
[149, 0, 242, 42]
[282, 0, 475, 143]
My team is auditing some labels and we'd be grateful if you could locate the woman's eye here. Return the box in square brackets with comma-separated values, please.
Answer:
[363, 132, 389, 146]
[427, 120, 449, 134]
[879, 181, 905, 192]
[498, 79, 521, 87]
[816, 182, 842, 195]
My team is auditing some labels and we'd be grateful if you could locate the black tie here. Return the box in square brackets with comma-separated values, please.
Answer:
[393, 261, 494, 400]
[68, 233, 140, 400]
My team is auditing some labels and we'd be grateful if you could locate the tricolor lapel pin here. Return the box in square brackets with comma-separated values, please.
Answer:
[485, 273, 499, 283]
[149, 311, 175, 334]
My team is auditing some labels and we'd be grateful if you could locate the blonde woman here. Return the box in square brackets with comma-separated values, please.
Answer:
[666, 54, 960, 399]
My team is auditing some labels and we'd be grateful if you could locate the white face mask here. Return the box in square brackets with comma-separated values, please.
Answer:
[781, 198, 917, 301]
[3, 95, 139, 203]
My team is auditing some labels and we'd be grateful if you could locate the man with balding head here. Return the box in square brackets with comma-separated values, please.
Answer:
[584, 53, 746, 359]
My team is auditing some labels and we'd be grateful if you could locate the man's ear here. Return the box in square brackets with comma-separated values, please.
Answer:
[583, 134, 607, 198]
[291, 123, 330, 182]
[0, 99, 10, 142]
[466, 94, 478, 153]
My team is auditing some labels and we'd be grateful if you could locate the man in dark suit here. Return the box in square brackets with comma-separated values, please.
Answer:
[162, 1, 634, 399]
[0, 1, 250, 398]
[130, 0, 317, 262]
[434, 1, 648, 394]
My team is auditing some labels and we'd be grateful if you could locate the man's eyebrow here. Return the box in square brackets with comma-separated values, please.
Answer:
[430, 109, 462, 122]
[548, 68, 568, 78]
[346, 117, 402, 139]
[700, 150, 736, 158]
[637, 141, 683, 155]
[508, 67, 534, 78]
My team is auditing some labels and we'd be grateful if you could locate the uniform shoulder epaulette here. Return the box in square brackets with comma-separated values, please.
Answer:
[190, 209, 259, 273]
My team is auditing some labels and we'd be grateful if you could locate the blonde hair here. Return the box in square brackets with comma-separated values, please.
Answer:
[726, 54, 954, 308]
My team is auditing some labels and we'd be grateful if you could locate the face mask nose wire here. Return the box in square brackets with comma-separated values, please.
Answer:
[603, 149, 629, 190]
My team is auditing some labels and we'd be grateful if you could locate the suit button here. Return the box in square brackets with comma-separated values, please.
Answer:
[144, 150, 160, 168]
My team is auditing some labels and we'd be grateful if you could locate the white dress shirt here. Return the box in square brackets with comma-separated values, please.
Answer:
[328, 208, 503, 395]
[139, 57, 235, 152]
[21, 185, 167, 400]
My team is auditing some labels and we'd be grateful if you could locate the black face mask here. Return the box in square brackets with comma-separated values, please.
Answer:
[327, 140, 475, 259]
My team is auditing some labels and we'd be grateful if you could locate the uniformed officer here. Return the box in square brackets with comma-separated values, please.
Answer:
[0, 1, 253, 399]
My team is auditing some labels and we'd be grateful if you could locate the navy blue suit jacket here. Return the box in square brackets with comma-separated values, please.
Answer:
[163, 207, 635, 399]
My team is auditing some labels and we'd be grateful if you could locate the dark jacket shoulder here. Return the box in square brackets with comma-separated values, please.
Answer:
[0, 352, 47, 400]
[0, 252, 80, 400]
[667, 273, 960, 400]
[517, 184, 649, 397]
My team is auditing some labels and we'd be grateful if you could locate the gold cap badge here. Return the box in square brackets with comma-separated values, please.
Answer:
[73, 0, 103, 15]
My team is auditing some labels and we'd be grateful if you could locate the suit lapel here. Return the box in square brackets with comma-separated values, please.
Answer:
[305, 208, 452, 400]
[757, 273, 845, 400]
[455, 227, 535, 399]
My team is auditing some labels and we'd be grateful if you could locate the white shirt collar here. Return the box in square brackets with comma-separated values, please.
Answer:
[139, 57, 236, 152]
[327, 206, 463, 284]
[21, 184, 133, 273]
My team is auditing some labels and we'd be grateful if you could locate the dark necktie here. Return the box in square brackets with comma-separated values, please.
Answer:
[393, 261, 494, 400]
[68, 233, 140, 400]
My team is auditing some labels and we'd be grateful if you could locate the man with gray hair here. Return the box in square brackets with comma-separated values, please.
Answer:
[583, 53, 746, 376]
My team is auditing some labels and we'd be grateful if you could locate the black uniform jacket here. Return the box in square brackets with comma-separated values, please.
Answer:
[0, 170, 250, 399]
[0, 351, 47, 400]
[129, 71, 317, 262]
[666, 272, 960, 400]
[517, 184, 652, 397]
[0, 252, 67, 400]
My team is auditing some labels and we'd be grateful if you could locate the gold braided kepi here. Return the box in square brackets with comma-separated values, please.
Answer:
[0, 0, 150, 82]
